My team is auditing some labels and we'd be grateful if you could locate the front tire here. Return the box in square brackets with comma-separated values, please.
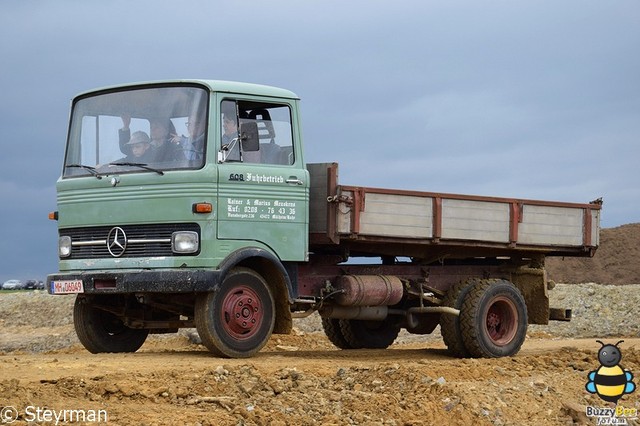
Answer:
[195, 267, 275, 358]
[459, 280, 528, 358]
[73, 296, 149, 353]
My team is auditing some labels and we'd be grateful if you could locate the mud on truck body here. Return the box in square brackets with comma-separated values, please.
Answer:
[47, 80, 601, 358]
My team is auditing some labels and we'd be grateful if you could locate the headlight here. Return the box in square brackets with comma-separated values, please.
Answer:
[59, 236, 72, 258]
[172, 231, 199, 254]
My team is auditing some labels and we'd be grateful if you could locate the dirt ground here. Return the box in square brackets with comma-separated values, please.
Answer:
[2, 326, 640, 425]
[2, 224, 640, 426]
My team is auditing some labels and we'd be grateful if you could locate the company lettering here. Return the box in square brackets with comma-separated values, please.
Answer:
[245, 173, 284, 184]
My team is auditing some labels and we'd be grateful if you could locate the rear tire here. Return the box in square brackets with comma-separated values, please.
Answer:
[195, 267, 275, 358]
[339, 319, 401, 349]
[73, 296, 149, 353]
[459, 280, 528, 358]
[440, 279, 480, 357]
[321, 317, 356, 349]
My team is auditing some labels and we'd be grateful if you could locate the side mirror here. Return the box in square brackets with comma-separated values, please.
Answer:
[240, 122, 259, 152]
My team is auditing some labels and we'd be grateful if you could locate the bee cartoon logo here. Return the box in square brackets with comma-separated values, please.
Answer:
[586, 340, 636, 403]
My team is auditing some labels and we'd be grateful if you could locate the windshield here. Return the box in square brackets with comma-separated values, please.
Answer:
[64, 85, 208, 178]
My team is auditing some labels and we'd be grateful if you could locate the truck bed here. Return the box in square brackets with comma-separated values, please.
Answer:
[308, 163, 601, 260]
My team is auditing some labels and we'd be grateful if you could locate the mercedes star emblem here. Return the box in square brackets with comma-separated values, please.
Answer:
[107, 227, 127, 257]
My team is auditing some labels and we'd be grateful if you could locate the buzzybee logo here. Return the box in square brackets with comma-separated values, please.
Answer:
[586, 340, 635, 403]
[585, 340, 637, 425]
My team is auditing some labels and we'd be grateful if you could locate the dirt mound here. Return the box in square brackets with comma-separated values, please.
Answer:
[546, 223, 640, 285]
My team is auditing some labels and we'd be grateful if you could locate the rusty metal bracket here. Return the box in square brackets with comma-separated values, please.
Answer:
[327, 194, 353, 204]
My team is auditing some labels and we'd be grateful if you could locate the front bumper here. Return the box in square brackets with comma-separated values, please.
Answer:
[47, 269, 221, 294]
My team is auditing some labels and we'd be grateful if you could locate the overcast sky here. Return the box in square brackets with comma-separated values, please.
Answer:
[0, 1, 638, 282]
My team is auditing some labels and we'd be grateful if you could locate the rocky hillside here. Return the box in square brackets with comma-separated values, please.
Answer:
[546, 223, 640, 285]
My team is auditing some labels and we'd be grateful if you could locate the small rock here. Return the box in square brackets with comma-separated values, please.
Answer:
[275, 345, 299, 352]
[561, 401, 589, 424]
[531, 379, 547, 390]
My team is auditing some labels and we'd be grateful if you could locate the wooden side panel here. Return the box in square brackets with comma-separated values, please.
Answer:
[441, 199, 510, 243]
[518, 205, 583, 246]
[320, 172, 601, 257]
[359, 193, 433, 238]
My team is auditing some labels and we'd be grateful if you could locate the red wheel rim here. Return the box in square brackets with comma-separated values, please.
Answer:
[483, 296, 518, 346]
[220, 285, 264, 340]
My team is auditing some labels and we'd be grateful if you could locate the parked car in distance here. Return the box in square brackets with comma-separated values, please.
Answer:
[24, 280, 38, 290]
[2, 279, 23, 290]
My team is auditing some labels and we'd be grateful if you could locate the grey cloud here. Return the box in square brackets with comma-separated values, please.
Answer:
[0, 0, 638, 282]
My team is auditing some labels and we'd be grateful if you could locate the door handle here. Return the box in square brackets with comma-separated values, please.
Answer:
[286, 177, 304, 185]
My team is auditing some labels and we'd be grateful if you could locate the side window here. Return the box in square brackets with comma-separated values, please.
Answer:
[220, 99, 295, 165]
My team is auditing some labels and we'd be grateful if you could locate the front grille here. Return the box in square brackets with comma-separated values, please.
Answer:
[61, 223, 200, 258]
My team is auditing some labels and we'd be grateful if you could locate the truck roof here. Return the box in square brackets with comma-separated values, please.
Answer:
[73, 79, 299, 100]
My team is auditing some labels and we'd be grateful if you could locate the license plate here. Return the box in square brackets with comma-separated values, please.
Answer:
[51, 280, 84, 294]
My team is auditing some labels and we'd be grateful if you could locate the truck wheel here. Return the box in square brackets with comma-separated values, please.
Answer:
[321, 317, 358, 349]
[195, 267, 275, 358]
[440, 279, 481, 357]
[73, 296, 149, 353]
[339, 319, 400, 349]
[459, 280, 528, 358]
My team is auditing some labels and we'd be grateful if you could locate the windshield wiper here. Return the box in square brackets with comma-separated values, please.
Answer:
[109, 162, 164, 176]
[66, 164, 103, 179]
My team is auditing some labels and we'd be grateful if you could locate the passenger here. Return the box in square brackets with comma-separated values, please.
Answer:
[220, 107, 260, 162]
[149, 119, 183, 163]
[118, 115, 133, 156]
[222, 112, 238, 145]
[119, 116, 182, 163]
[172, 111, 206, 160]
[119, 131, 155, 163]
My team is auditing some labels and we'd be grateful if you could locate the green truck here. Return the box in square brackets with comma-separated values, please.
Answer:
[47, 80, 601, 358]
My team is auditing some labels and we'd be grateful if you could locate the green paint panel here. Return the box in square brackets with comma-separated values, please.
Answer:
[217, 165, 309, 262]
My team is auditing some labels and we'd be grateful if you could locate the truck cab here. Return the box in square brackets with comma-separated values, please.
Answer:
[49, 80, 309, 357]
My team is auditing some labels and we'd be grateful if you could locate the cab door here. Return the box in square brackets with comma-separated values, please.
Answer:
[216, 98, 309, 261]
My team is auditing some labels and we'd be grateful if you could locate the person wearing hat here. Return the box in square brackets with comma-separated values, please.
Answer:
[122, 131, 155, 163]
[118, 116, 182, 163]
